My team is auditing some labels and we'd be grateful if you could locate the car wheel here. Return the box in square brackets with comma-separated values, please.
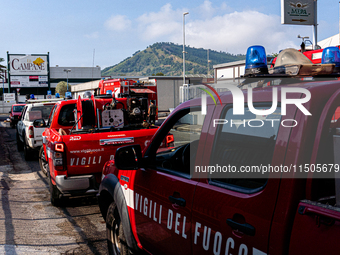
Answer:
[47, 168, 63, 207]
[24, 137, 32, 161]
[106, 202, 130, 255]
[16, 131, 24, 151]
[39, 146, 48, 176]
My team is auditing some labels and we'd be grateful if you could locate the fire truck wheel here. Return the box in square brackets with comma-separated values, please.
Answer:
[24, 136, 33, 161]
[39, 146, 48, 176]
[16, 131, 24, 151]
[106, 202, 130, 255]
[48, 169, 63, 207]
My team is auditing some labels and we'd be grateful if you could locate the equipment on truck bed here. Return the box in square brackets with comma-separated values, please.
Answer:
[96, 78, 158, 121]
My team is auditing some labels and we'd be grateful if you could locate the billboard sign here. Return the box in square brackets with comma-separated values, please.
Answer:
[10, 76, 48, 88]
[9, 55, 48, 75]
[281, 0, 315, 25]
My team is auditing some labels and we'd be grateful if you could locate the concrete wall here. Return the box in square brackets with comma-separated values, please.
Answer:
[0, 101, 13, 114]
[156, 78, 207, 111]
[140, 77, 192, 112]
[71, 80, 101, 98]
[156, 79, 182, 111]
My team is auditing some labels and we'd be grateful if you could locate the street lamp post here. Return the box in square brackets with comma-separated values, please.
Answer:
[183, 12, 189, 87]
[64, 69, 71, 92]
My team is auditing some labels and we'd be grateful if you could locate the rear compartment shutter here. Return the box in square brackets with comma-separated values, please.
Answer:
[82, 100, 96, 128]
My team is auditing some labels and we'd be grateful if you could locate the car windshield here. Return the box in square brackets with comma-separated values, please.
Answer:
[31, 105, 54, 119]
[13, 105, 25, 112]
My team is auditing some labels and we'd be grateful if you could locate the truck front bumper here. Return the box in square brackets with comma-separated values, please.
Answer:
[55, 175, 98, 196]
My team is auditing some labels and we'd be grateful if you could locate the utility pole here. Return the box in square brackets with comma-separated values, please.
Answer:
[207, 49, 211, 77]
[183, 12, 189, 86]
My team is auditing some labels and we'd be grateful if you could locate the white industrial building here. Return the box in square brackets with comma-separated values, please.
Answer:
[213, 60, 245, 84]
[50, 66, 101, 89]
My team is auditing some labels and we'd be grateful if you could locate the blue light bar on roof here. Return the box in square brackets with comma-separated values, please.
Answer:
[65, 92, 72, 99]
[245, 45, 268, 76]
[321, 46, 340, 68]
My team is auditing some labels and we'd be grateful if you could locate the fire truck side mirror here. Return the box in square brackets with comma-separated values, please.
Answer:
[115, 145, 142, 170]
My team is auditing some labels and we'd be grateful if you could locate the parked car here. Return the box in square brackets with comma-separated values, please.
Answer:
[9, 103, 25, 128]
[16, 101, 55, 160]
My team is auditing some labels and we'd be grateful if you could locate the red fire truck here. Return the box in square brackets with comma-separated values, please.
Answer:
[271, 45, 340, 65]
[98, 45, 340, 255]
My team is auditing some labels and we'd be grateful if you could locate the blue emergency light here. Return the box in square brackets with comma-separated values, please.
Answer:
[65, 92, 72, 99]
[245, 45, 268, 75]
[321, 46, 340, 67]
[106, 90, 113, 95]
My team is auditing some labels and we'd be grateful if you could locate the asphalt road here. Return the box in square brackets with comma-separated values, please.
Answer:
[0, 115, 107, 255]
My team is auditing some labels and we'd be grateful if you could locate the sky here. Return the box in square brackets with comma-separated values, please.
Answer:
[1, 0, 340, 70]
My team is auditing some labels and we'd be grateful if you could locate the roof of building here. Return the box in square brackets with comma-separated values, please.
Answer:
[213, 60, 246, 69]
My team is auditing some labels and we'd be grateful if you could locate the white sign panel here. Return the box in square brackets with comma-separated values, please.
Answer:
[9, 55, 48, 75]
[3, 93, 15, 102]
[281, 0, 315, 25]
[10, 76, 48, 88]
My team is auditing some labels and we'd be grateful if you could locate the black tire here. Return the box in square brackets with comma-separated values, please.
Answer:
[39, 146, 48, 176]
[24, 136, 33, 161]
[106, 202, 130, 255]
[16, 131, 24, 151]
[47, 168, 63, 207]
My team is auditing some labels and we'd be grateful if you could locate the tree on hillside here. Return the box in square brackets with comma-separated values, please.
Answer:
[152, 72, 164, 76]
[56, 81, 68, 97]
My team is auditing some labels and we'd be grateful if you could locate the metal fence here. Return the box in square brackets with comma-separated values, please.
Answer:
[179, 80, 244, 104]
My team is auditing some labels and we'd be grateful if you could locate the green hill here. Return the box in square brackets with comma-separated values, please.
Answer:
[102, 42, 245, 77]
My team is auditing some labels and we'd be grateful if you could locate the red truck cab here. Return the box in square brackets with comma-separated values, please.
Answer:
[98, 46, 340, 254]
